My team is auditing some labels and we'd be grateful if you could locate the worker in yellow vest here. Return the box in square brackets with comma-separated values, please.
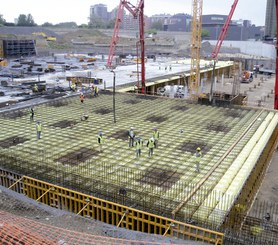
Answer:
[147, 137, 155, 157]
[153, 128, 159, 148]
[135, 137, 143, 158]
[98, 131, 104, 152]
[94, 85, 99, 97]
[195, 147, 202, 172]
[36, 121, 42, 139]
[33, 84, 38, 92]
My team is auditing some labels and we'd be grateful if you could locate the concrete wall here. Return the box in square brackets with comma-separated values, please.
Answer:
[207, 41, 276, 59]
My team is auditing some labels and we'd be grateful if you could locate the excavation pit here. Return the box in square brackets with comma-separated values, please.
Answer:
[139, 167, 182, 191]
[0, 136, 29, 148]
[179, 141, 210, 154]
[124, 99, 141, 105]
[109, 130, 128, 140]
[206, 123, 231, 133]
[2, 110, 26, 119]
[55, 147, 99, 166]
[49, 120, 78, 129]
[172, 105, 189, 111]
[94, 108, 112, 115]
[145, 115, 168, 123]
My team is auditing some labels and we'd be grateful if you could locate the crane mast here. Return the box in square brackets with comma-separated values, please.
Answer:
[189, 0, 203, 99]
[107, 0, 145, 94]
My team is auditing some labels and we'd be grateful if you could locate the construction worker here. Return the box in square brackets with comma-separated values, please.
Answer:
[128, 127, 136, 147]
[135, 137, 143, 158]
[250, 225, 262, 243]
[94, 85, 99, 97]
[195, 147, 202, 172]
[36, 121, 42, 139]
[70, 83, 76, 92]
[98, 131, 104, 152]
[80, 93, 85, 103]
[29, 107, 34, 122]
[153, 128, 159, 148]
[147, 137, 155, 157]
[33, 84, 38, 92]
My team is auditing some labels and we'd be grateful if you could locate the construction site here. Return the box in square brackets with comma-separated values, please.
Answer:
[0, 1, 278, 245]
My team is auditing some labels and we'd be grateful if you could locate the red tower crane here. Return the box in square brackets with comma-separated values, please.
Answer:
[275, 0, 278, 109]
[107, 0, 145, 94]
[209, 0, 238, 101]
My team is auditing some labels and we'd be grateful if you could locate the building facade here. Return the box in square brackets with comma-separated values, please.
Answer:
[265, 0, 276, 38]
[89, 4, 109, 27]
[202, 14, 263, 41]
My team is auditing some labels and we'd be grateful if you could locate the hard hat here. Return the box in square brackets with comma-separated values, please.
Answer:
[197, 147, 201, 151]
[99, 131, 102, 135]
[154, 127, 157, 131]
[130, 127, 134, 130]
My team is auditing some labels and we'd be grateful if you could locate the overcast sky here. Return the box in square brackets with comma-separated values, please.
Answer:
[1, 0, 267, 26]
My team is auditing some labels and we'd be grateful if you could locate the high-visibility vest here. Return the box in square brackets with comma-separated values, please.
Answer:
[135, 140, 143, 150]
[98, 135, 104, 144]
[147, 139, 155, 148]
[196, 152, 202, 162]
[36, 124, 42, 132]
[95, 86, 99, 93]
[153, 131, 159, 139]
[128, 130, 135, 138]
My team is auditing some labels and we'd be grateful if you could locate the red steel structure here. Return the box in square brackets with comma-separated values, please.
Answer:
[211, 0, 238, 59]
[275, 0, 278, 109]
[209, 0, 238, 101]
[107, 0, 145, 94]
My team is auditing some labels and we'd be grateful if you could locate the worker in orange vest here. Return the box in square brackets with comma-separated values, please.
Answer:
[80, 93, 85, 103]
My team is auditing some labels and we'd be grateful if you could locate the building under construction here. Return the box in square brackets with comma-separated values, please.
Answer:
[0, 89, 278, 244]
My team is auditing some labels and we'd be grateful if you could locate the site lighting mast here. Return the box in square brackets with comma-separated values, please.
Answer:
[209, 0, 238, 102]
[107, 0, 146, 94]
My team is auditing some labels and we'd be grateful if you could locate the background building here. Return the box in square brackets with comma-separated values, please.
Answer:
[202, 14, 263, 41]
[89, 4, 109, 28]
[265, 0, 276, 38]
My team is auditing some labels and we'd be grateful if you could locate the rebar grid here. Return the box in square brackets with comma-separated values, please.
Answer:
[0, 93, 277, 232]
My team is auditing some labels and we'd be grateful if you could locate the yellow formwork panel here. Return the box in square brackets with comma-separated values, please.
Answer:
[0, 174, 224, 244]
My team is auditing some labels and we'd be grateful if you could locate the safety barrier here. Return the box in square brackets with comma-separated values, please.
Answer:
[0, 169, 224, 244]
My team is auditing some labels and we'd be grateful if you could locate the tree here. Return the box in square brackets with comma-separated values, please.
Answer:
[17, 14, 36, 26]
[42, 22, 54, 27]
[150, 21, 163, 31]
[107, 18, 116, 29]
[55, 22, 77, 28]
[201, 29, 210, 39]
[0, 14, 6, 26]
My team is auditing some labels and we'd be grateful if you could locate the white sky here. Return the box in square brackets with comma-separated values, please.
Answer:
[1, 0, 267, 26]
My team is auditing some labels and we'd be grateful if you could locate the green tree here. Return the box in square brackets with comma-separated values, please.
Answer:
[150, 21, 163, 31]
[107, 18, 116, 29]
[41, 22, 54, 27]
[201, 29, 210, 39]
[17, 14, 36, 26]
[55, 22, 77, 28]
[0, 14, 6, 26]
